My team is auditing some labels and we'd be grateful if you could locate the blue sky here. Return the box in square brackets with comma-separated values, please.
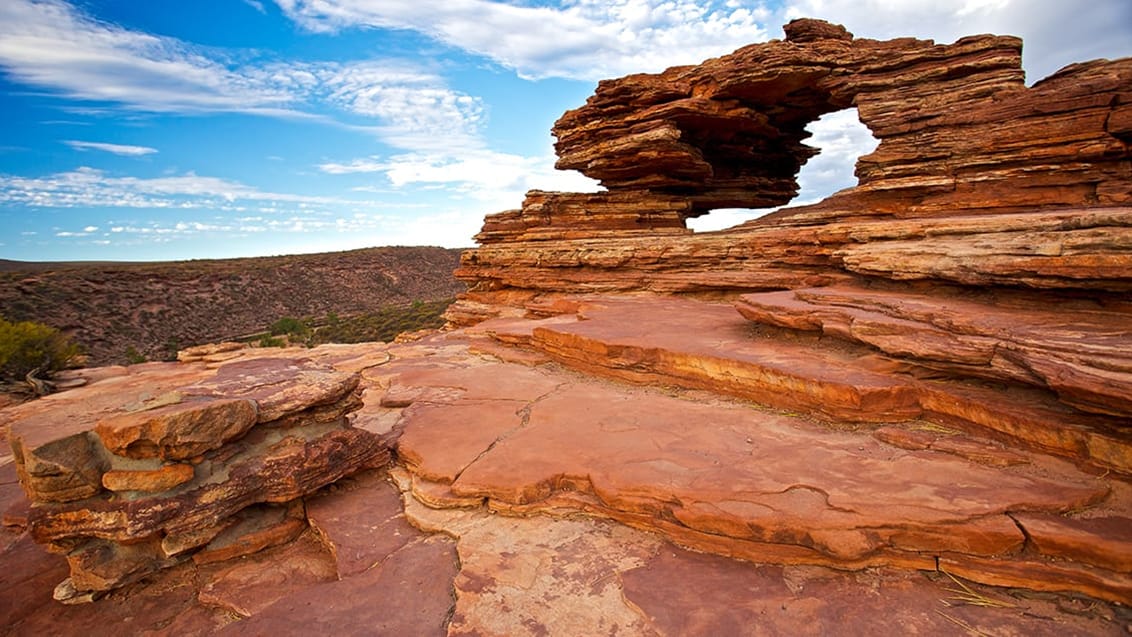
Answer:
[1, 1, 1129, 262]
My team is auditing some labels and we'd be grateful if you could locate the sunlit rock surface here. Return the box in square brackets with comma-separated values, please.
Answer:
[3, 18, 1132, 635]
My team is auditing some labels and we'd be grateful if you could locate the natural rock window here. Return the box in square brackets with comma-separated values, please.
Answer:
[687, 107, 879, 232]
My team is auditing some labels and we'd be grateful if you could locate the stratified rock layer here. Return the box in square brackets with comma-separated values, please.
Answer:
[438, 16, 1132, 613]
[3, 18, 1131, 633]
[3, 335, 1131, 633]
[448, 18, 1132, 490]
[3, 351, 388, 601]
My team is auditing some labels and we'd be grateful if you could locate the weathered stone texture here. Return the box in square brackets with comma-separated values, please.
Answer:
[3, 354, 386, 601]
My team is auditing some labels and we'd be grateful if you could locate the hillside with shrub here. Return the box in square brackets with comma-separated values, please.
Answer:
[0, 247, 465, 366]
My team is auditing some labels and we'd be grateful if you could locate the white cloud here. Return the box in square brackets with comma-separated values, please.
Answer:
[688, 108, 878, 232]
[0, 166, 382, 211]
[315, 61, 486, 150]
[64, 140, 158, 156]
[0, 0, 296, 113]
[780, 0, 1132, 82]
[274, 0, 773, 80]
[794, 109, 879, 204]
[0, 1, 487, 153]
[273, 0, 1131, 83]
[320, 148, 600, 210]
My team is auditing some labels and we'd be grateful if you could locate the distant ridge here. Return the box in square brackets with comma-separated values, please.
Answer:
[0, 246, 466, 366]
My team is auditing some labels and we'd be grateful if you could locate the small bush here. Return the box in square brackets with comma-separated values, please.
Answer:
[258, 335, 286, 348]
[308, 298, 453, 345]
[124, 346, 147, 365]
[269, 317, 309, 337]
[0, 318, 83, 382]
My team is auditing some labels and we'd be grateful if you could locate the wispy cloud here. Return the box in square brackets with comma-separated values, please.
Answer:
[64, 140, 158, 156]
[0, 166, 381, 210]
[274, 0, 773, 81]
[316, 61, 486, 151]
[273, 0, 1132, 83]
[0, 0, 296, 114]
[2, 165, 487, 249]
[0, 0, 487, 153]
[319, 148, 600, 208]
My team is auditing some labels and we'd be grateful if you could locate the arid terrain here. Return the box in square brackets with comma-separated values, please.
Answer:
[0, 247, 465, 367]
[1, 19, 1130, 636]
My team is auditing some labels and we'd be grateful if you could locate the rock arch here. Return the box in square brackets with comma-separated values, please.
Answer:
[473, 18, 1129, 245]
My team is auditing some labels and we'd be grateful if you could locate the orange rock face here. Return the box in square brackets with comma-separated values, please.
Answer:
[4, 18, 1132, 630]
[438, 16, 1132, 609]
[2, 352, 386, 602]
[449, 18, 1131, 469]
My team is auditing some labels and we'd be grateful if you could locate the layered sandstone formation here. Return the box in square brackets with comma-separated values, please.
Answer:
[449, 18, 1131, 463]
[3, 346, 392, 602]
[2, 333, 1130, 631]
[436, 17, 1132, 609]
[3, 18, 1131, 633]
[453, 19, 1130, 306]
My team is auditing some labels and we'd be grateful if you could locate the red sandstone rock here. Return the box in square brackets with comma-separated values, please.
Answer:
[198, 531, 338, 618]
[621, 547, 1120, 637]
[192, 501, 307, 565]
[736, 286, 1132, 418]
[176, 341, 247, 363]
[215, 535, 458, 636]
[380, 339, 1126, 601]
[872, 425, 937, 450]
[4, 364, 214, 503]
[928, 436, 1030, 467]
[95, 397, 258, 460]
[182, 357, 360, 423]
[396, 400, 526, 483]
[1012, 513, 1132, 573]
[525, 296, 924, 422]
[304, 469, 421, 578]
[4, 354, 383, 601]
[101, 462, 196, 493]
[5, 18, 1132, 627]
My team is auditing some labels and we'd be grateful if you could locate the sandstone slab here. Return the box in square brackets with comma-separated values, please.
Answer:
[197, 531, 338, 618]
[215, 535, 458, 636]
[182, 357, 360, 423]
[735, 286, 1132, 418]
[478, 294, 1130, 474]
[383, 339, 1127, 602]
[94, 397, 257, 460]
[1012, 513, 1132, 573]
[514, 296, 924, 423]
[5, 355, 383, 600]
[395, 468, 663, 636]
[101, 462, 196, 493]
[622, 547, 1124, 636]
[304, 469, 421, 578]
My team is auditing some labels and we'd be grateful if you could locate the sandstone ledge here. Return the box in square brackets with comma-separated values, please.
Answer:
[2, 350, 388, 600]
[3, 334, 1130, 632]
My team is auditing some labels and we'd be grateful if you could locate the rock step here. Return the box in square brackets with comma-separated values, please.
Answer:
[481, 295, 1132, 474]
[3, 352, 388, 600]
[483, 296, 925, 422]
[383, 345, 1132, 604]
[735, 286, 1132, 418]
[736, 286, 1132, 472]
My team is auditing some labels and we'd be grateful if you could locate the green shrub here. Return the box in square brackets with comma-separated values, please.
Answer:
[258, 335, 286, 348]
[124, 346, 147, 365]
[269, 317, 309, 337]
[0, 318, 83, 382]
[308, 298, 453, 345]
